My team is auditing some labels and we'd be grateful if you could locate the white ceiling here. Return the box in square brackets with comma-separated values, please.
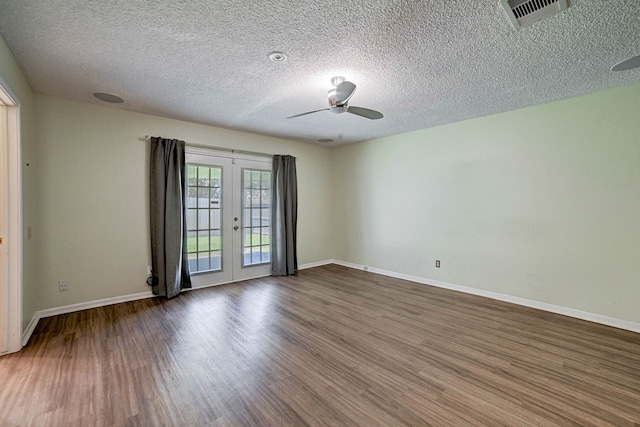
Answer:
[0, 0, 639, 146]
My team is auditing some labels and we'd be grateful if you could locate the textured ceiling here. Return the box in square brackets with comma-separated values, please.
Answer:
[0, 0, 639, 146]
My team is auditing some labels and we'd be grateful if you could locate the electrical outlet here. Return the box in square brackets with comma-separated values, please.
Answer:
[435, 260, 441, 268]
[58, 281, 68, 292]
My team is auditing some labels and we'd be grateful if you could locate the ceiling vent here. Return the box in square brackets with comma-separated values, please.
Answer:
[500, 0, 568, 30]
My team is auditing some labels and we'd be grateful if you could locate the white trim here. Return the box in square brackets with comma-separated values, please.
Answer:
[22, 291, 154, 346]
[0, 77, 22, 354]
[330, 259, 363, 271]
[330, 260, 640, 334]
[21, 312, 39, 347]
[299, 259, 334, 269]
[5, 104, 21, 352]
[0, 76, 19, 106]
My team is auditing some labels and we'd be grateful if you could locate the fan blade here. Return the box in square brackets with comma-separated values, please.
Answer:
[346, 106, 384, 120]
[287, 109, 330, 119]
[335, 81, 356, 105]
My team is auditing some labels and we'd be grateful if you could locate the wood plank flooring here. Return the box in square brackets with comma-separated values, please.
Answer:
[2, 264, 640, 426]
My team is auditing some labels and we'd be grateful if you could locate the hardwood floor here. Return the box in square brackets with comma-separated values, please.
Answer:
[2, 264, 640, 426]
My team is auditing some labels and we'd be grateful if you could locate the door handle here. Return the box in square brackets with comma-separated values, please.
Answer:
[234, 225, 239, 230]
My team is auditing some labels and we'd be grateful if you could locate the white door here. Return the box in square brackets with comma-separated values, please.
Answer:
[232, 158, 272, 281]
[185, 151, 271, 288]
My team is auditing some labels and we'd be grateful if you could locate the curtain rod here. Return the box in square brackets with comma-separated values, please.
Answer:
[139, 135, 273, 158]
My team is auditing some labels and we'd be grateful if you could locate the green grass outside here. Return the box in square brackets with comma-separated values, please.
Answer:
[187, 233, 270, 253]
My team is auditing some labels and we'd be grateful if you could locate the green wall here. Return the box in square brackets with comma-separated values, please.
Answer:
[332, 83, 640, 324]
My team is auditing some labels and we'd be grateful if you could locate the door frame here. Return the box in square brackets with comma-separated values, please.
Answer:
[0, 76, 22, 355]
[185, 147, 272, 288]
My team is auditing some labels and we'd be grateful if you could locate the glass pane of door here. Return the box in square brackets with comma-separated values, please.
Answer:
[186, 164, 223, 273]
[241, 169, 271, 267]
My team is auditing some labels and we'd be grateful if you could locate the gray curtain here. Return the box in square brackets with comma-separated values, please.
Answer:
[271, 155, 298, 276]
[149, 137, 191, 298]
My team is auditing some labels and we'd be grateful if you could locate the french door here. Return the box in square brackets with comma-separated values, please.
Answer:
[185, 151, 272, 288]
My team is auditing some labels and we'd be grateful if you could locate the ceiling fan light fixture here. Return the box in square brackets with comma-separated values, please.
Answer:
[330, 76, 345, 87]
[288, 79, 383, 120]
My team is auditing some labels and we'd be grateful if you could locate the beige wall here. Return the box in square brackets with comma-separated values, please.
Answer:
[332, 83, 640, 324]
[0, 37, 38, 331]
[35, 95, 333, 309]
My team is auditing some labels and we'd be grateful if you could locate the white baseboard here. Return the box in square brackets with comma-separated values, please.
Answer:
[330, 260, 640, 334]
[22, 291, 154, 346]
[299, 259, 334, 270]
[21, 315, 40, 348]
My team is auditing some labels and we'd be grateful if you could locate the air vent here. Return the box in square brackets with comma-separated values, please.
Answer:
[500, 0, 568, 30]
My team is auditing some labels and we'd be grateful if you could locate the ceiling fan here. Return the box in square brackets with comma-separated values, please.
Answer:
[287, 77, 384, 120]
